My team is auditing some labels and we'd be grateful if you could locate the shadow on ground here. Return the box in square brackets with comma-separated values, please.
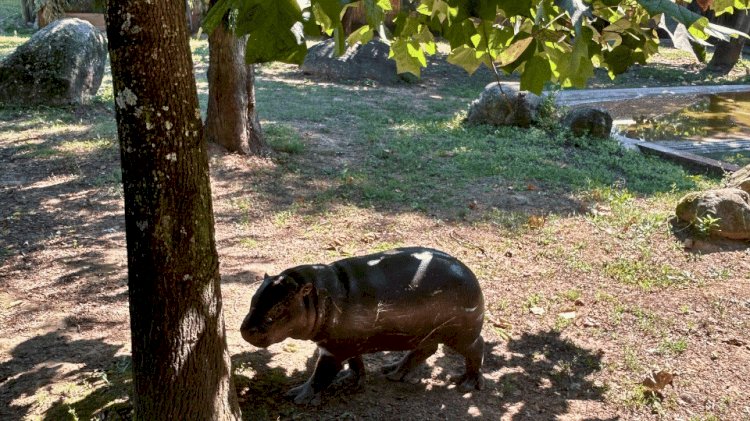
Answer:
[0, 331, 129, 420]
[232, 330, 613, 420]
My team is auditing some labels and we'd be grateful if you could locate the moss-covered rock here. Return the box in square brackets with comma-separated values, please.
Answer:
[562, 107, 613, 138]
[0, 18, 106, 106]
[676, 188, 750, 240]
[725, 165, 750, 194]
[465, 82, 542, 128]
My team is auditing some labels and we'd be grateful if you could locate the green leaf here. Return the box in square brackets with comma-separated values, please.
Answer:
[347, 24, 375, 45]
[496, 35, 533, 66]
[447, 45, 487, 74]
[556, 28, 594, 87]
[202, 0, 237, 34]
[389, 38, 424, 76]
[497, 0, 533, 18]
[227, 0, 308, 65]
[520, 55, 551, 94]
[637, 0, 701, 27]
[245, 21, 307, 64]
[363, 0, 387, 28]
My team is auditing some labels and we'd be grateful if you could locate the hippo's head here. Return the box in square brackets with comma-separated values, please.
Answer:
[240, 272, 314, 348]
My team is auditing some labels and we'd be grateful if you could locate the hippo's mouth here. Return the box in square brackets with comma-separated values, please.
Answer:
[240, 329, 277, 348]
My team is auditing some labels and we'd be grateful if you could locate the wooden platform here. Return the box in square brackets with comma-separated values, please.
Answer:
[635, 140, 740, 175]
[657, 138, 750, 155]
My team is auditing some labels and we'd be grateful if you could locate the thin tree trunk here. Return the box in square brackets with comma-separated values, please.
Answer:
[105, 1, 241, 419]
[21, 0, 35, 24]
[205, 23, 266, 155]
[707, 10, 750, 74]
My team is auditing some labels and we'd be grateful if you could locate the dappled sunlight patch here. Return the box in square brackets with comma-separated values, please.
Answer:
[57, 138, 116, 153]
[19, 174, 79, 192]
[0, 122, 92, 142]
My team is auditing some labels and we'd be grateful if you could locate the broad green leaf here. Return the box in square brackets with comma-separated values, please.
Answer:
[520, 55, 552, 93]
[364, 0, 387, 28]
[473, 0, 500, 20]
[347, 25, 375, 45]
[447, 45, 487, 74]
[245, 21, 307, 64]
[202, 0, 237, 34]
[602, 44, 636, 75]
[712, 0, 735, 15]
[556, 28, 594, 87]
[389, 38, 424, 76]
[496, 36, 533, 66]
[497, 0, 533, 18]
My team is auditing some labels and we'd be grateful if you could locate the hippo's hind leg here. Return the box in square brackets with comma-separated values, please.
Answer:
[334, 355, 366, 390]
[286, 347, 342, 405]
[449, 334, 485, 392]
[382, 342, 439, 382]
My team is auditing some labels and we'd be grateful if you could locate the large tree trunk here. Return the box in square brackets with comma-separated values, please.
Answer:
[105, 1, 241, 419]
[205, 23, 266, 155]
[707, 10, 750, 74]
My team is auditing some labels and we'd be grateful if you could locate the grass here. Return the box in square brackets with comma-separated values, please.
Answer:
[604, 258, 691, 291]
[264, 123, 306, 154]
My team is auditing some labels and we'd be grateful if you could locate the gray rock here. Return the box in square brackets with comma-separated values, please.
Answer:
[465, 82, 542, 127]
[676, 188, 750, 240]
[725, 164, 750, 194]
[301, 38, 402, 83]
[0, 18, 107, 106]
[562, 107, 613, 138]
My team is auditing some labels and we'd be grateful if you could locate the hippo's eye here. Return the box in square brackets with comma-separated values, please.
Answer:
[265, 317, 273, 324]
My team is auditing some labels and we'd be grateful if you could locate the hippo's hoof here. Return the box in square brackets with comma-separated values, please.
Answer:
[334, 369, 365, 390]
[381, 362, 406, 381]
[287, 383, 322, 406]
[456, 373, 485, 392]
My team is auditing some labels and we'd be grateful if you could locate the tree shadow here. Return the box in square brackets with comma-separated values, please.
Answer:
[230, 330, 613, 420]
[0, 331, 128, 420]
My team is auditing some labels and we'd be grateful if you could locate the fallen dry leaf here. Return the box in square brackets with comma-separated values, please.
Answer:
[574, 299, 585, 306]
[642, 370, 674, 396]
[581, 318, 600, 328]
[489, 317, 512, 329]
[530, 306, 546, 315]
[527, 215, 546, 229]
[558, 311, 577, 320]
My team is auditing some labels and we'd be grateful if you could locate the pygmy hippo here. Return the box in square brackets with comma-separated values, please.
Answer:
[240, 247, 485, 405]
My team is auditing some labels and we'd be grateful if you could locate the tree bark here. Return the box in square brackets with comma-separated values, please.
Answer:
[105, 1, 241, 419]
[707, 10, 750, 74]
[205, 22, 267, 155]
[21, 0, 35, 23]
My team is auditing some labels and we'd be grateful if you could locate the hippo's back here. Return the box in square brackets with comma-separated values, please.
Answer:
[322, 248, 484, 351]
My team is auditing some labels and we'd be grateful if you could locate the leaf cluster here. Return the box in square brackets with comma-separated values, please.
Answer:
[203, 0, 750, 93]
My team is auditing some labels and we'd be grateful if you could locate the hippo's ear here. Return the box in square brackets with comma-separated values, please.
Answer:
[299, 283, 313, 296]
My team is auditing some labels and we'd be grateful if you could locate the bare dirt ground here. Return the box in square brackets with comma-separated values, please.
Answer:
[1, 50, 750, 421]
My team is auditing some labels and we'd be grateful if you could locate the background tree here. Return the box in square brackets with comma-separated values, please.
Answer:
[707, 10, 750, 73]
[105, 0, 241, 419]
[204, 0, 266, 155]
[21, 0, 35, 24]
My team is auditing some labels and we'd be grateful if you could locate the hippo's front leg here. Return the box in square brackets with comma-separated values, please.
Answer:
[286, 347, 342, 405]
